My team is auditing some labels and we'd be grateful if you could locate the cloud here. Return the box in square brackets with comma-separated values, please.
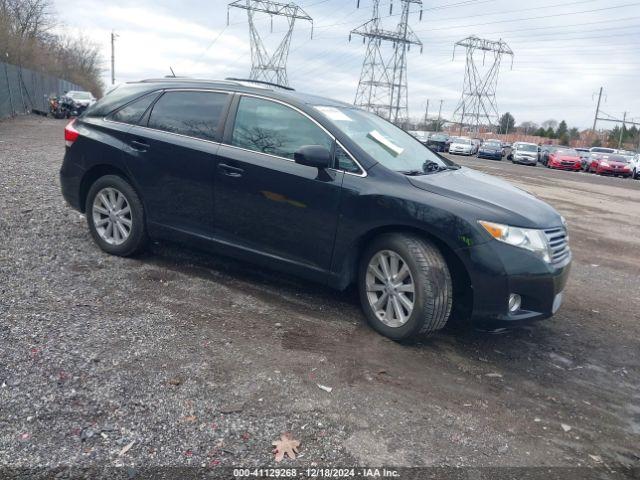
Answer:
[52, 0, 640, 129]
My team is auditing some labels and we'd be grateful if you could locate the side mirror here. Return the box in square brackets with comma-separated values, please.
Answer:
[294, 145, 332, 169]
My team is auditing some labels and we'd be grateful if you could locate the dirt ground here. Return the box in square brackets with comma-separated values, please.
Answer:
[0, 116, 638, 477]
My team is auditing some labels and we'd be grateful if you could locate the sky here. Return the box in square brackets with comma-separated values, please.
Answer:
[52, 0, 640, 129]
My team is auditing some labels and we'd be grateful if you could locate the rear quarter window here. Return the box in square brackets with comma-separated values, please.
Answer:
[108, 93, 159, 125]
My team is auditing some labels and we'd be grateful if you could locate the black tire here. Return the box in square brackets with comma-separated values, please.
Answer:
[358, 233, 453, 341]
[85, 175, 147, 256]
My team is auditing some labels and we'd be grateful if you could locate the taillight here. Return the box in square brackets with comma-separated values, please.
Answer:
[64, 119, 79, 147]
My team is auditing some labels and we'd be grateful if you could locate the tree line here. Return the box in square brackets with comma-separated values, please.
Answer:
[0, 0, 103, 96]
[499, 113, 639, 149]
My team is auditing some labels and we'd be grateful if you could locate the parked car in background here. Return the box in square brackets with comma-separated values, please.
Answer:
[546, 148, 582, 171]
[448, 137, 475, 155]
[630, 154, 640, 179]
[590, 154, 633, 177]
[470, 138, 481, 154]
[65, 90, 96, 107]
[539, 145, 569, 166]
[59, 78, 571, 341]
[477, 140, 504, 160]
[510, 142, 539, 166]
[485, 138, 506, 156]
[426, 133, 450, 152]
[408, 130, 430, 144]
[575, 148, 591, 170]
[586, 146, 617, 168]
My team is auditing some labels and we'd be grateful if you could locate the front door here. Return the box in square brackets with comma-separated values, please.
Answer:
[213, 95, 344, 272]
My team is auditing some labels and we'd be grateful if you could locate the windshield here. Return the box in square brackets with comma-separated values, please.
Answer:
[315, 106, 454, 173]
[453, 139, 472, 145]
[608, 156, 630, 163]
[484, 142, 501, 148]
[516, 144, 538, 152]
[591, 148, 615, 153]
[69, 91, 92, 99]
[556, 149, 578, 156]
[430, 134, 448, 142]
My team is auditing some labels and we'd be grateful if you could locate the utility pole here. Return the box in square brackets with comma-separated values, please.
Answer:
[423, 99, 429, 129]
[619, 111, 627, 149]
[228, 0, 313, 87]
[436, 99, 443, 132]
[592, 87, 603, 132]
[110, 31, 118, 85]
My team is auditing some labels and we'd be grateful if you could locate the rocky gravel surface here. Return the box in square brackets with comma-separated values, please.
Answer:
[0, 116, 639, 478]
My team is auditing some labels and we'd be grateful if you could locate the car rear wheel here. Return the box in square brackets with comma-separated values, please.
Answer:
[85, 175, 147, 256]
[358, 234, 452, 341]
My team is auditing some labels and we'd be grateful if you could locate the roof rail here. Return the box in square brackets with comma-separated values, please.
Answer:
[225, 77, 295, 91]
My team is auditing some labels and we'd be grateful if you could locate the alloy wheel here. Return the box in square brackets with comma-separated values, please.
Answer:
[92, 187, 132, 246]
[365, 250, 415, 328]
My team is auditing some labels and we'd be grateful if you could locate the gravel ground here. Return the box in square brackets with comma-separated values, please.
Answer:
[0, 116, 639, 477]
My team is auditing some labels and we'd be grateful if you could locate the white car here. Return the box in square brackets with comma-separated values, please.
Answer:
[65, 90, 96, 107]
[629, 154, 640, 179]
[510, 142, 539, 166]
[448, 137, 475, 155]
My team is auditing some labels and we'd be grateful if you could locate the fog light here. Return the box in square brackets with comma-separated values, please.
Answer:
[508, 294, 522, 313]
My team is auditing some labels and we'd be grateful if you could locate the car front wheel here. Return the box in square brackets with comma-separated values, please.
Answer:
[358, 234, 452, 341]
[85, 175, 147, 256]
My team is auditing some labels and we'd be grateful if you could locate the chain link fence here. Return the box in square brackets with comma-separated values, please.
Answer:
[0, 61, 84, 120]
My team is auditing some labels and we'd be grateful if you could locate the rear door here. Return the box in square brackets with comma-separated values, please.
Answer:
[213, 95, 347, 273]
[121, 89, 231, 235]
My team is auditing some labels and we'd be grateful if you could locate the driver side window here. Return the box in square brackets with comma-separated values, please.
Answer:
[231, 96, 333, 160]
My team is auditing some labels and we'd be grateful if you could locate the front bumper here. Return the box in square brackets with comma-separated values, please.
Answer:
[478, 151, 502, 160]
[513, 156, 537, 165]
[457, 240, 571, 325]
[596, 167, 632, 176]
[450, 149, 473, 155]
[549, 162, 581, 171]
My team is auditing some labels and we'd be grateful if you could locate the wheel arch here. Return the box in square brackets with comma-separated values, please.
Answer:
[336, 225, 474, 325]
[78, 164, 135, 213]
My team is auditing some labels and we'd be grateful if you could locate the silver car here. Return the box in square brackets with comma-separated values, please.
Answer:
[511, 142, 539, 166]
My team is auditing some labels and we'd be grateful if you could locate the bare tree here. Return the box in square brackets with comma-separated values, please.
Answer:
[0, 0, 103, 95]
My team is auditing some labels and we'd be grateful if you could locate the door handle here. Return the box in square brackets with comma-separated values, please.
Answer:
[218, 163, 244, 178]
[130, 140, 150, 152]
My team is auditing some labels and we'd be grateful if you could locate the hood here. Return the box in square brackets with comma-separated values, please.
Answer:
[553, 155, 580, 162]
[408, 167, 562, 229]
[515, 150, 536, 156]
[605, 159, 629, 167]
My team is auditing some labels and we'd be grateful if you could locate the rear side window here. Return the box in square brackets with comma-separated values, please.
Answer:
[147, 91, 229, 141]
[110, 93, 158, 125]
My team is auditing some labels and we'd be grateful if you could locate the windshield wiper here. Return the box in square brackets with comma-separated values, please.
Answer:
[400, 161, 460, 176]
[399, 170, 427, 176]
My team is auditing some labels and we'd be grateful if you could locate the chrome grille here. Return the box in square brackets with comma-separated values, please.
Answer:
[544, 227, 570, 264]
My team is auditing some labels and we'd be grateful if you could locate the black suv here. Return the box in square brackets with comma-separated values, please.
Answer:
[60, 78, 571, 340]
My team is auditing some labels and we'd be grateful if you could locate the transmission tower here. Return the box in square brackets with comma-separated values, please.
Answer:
[228, 0, 313, 87]
[452, 36, 513, 134]
[351, 0, 423, 125]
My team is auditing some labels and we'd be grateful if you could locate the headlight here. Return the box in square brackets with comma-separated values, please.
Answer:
[479, 221, 552, 263]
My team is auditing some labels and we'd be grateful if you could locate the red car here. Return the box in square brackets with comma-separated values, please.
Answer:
[547, 149, 582, 171]
[589, 154, 633, 177]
